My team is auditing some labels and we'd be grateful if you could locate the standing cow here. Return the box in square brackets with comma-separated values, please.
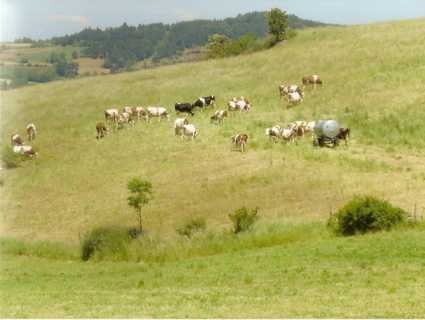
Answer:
[146, 107, 169, 122]
[193, 96, 216, 109]
[105, 108, 119, 124]
[26, 123, 37, 141]
[231, 133, 248, 152]
[182, 124, 199, 140]
[96, 122, 108, 139]
[174, 118, 189, 136]
[302, 75, 323, 88]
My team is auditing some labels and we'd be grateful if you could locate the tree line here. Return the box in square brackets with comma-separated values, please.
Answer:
[52, 11, 329, 72]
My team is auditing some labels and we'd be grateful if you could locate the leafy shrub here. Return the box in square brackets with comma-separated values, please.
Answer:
[328, 196, 407, 236]
[1, 146, 23, 169]
[229, 207, 259, 234]
[176, 217, 206, 238]
[81, 226, 133, 261]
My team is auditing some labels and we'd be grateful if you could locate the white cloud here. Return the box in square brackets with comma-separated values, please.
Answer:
[49, 14, 89, 26]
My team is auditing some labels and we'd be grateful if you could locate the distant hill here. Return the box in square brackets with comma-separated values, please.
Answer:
[52, 11, 331, 71]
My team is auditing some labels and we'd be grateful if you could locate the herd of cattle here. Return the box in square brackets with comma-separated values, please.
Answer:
[9, 74, 351, 158]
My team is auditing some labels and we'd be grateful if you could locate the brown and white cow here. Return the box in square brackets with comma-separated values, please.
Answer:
[11, 133, 24, 147]
[174, 118, 190, 136]
[265, 125, 282, 143]
[302, 74, 323, 87]
[210, 110, 228, 124]
[228, 97, 251, 112]
[146, 107, 169, 122]
[281, 125, 298, 143]
[231, 133, 248, 152]
[26, 123, 37, 141]
[132, 106, 147, 120]
[13, 145, 37, 158]
[117, 112, 135, 129]
[96, 122, 108, 139]
[287, 91, 303, 106]
[279, 84, 302, 99]
[337, 128, 350, 145]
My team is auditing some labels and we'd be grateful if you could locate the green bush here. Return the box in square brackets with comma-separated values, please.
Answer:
[81, 226, 133, 261]
[328, 196, 407, 236]
[229, 207, 259, 234]
[176, 217, 206, 238]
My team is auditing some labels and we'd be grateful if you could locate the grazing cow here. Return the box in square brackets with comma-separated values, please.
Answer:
[123, 106, 133, 114]
[117, 112, 135, 129]
[337, 128, 350, 145]
[182, 124, 199, 140]
[302, 74, 323, 87]
[26, 123, 37, 141]
[210, 110, 228, 124]
[174, 118, 189, 136]
[105, 108, 119, 123]
[228, 97, 251, 112]
[281, 126, 298, 143]
[13, 145, 37, 158]
[236, 99, 251, 112]
[288, 91, 303, 106]
[175, 102, 195, 116]
[132, 106, 147, 120]
[228, 99, 238, 111]
[279, 84, 302, 99]
[96, 122, 108, 139]
[146, 107, 169, 122]
[304, 121, 316, 134]
[231, 133, 248, 152]
[193, 96, 216, 109]
[266, 125, 282, 143]
[11, 133, 24, 147]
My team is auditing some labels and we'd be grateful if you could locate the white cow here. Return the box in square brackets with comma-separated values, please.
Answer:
[174, 118, 189, 136]
[182, 124, 199, 140]
[146, 107, 169, 122]
[105, 108, 119, 123]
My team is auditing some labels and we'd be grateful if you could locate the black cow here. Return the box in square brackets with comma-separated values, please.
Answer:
[192, 96, 216, 109]
[175, 103, 195, 116]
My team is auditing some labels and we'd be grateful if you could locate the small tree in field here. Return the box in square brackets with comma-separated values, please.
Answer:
[127, 178, 153, 232]
[268, 8, 289, 43]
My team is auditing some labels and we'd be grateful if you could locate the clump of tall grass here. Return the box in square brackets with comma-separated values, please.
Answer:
[0, 238, 78, 260]
[229, 207, 259, 234]
[176, 217, 207, 238]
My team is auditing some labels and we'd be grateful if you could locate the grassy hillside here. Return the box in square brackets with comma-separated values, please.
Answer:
[2, 18, 425, 318]
[1, 19, 425, 245]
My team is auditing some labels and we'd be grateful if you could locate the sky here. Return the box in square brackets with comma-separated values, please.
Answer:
[1, 0, 425, 41]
